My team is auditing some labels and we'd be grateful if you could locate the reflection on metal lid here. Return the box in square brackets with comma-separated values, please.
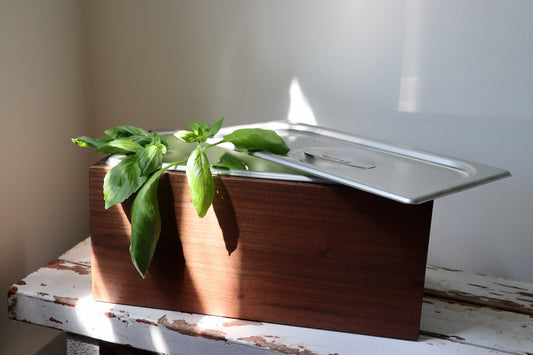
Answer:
[217, 121, 511, 204]
[303, 148, 377, 170]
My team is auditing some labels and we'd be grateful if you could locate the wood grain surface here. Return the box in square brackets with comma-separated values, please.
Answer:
[90, 162, 433, 340]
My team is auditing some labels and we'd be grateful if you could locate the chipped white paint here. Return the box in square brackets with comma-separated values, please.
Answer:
[58, 237, 91, 267]
[425, 265, 533, 315]
[8, 240, 533, 354]
[421, 297, 533, 355]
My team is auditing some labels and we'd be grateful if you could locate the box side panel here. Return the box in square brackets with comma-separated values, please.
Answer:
[90, 164, 432, 340]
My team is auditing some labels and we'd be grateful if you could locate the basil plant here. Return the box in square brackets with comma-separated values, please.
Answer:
[73, 118, 289, 278]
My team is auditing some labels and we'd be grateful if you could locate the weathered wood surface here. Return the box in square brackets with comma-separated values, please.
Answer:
[421, 297, 533, 354]
[425, 264, 533, 316]
[89, 164, 433, 340]
[59, 237, 91, 267]
[8, 238, 533, 354]
[5, 262, 514, 354]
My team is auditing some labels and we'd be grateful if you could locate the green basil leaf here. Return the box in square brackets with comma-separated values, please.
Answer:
[71, 136, 112, 148]
[149, 132, 161, 145]
[128, 134, 153, 146]
[160, 137, 170, 151]
[210, 164, 230, 171]
[95, 139, 144, 155]
[129, 167, 166, 278]
[175, 130, 197, 143]
[158, 143, 167, 156]
[103, 155, 147, 208]
[190, 122, 210, 137]
[223, 128, 290, 155]
[138, 145, 163, 176]
[105, 125, 149, 139]
[186, 146, 214, 218]
[217, 151, 248, 170]
[149, 133, 168, 154]
[206, 117, 224, 138]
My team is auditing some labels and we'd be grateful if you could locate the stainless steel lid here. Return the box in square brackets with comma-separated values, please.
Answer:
[217, 121, 511, 204]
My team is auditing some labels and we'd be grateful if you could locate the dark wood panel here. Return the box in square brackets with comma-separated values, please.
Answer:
[90, 162, 433, 340]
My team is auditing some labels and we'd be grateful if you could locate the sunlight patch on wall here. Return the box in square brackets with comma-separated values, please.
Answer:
[398, 0, 425, 113]
[287, 77, 317, 125]
[398, 76, 421, 113]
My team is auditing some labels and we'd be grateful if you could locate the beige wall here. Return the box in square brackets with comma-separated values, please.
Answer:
[83, 0, 268, 134]
[0, 1, 90, 353]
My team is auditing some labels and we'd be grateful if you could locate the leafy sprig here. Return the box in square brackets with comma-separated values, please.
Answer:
[72, 119, 289, 278]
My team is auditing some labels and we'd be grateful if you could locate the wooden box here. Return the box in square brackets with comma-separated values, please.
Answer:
[90, 161, 433, 340]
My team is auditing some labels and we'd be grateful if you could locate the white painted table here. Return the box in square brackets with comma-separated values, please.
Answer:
[8, 238, 533, 354]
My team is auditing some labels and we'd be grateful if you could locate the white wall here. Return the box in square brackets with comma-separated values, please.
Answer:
[0, 1, 89, 353]
[85, 0, 532, 282]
